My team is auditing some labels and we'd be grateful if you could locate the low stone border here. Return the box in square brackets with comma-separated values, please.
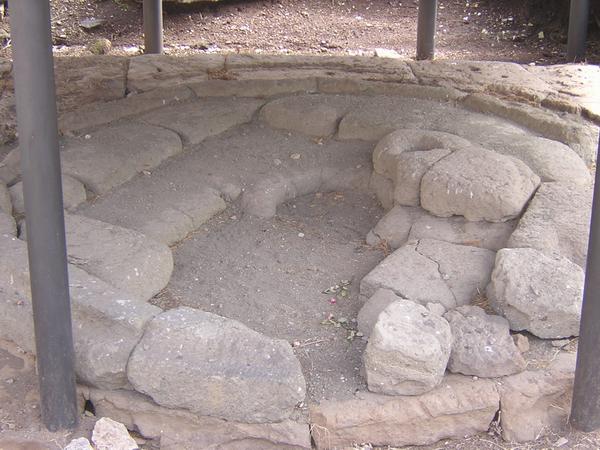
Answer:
[0, 54, 597, 449]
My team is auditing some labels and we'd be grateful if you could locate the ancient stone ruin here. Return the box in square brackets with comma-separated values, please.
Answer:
[0, 54, 598, 449]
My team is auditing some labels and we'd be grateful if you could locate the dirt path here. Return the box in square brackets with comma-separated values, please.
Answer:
[1, 0, 599, 64]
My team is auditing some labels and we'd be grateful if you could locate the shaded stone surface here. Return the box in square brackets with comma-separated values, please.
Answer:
[0, 182, 11, 214]
[366, 205, 426, 249]
[310, 375, 500, 449]
[60, 123, 182, 194]
[444, 305, 526, 377]
[10, 175, 86, 214]
[260, 94, 357, 137]
[357, 288, 400, 338]
[409, 214, 516, 251]
[59, 86, 194, 133]
[363, 300, 452, 395]
[84, 388, 311, 450]
[487, 248, 583, 339]
[127, 307, 306, 423]
[421, 147, 540, 222]
[0, 211, 16, 236]
[139, 97, 264, 145]
[0, 235, 161, 389]
[507, 182, 592, 268]
[500, 352, 576, 442]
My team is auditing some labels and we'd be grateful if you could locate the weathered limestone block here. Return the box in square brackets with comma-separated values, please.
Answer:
[507, 182, 592, 268]
[127, 307, 306, 423]
[444, 305, 526, 377]
[140, 97, 264, 145]
[487, 248, 583, 339]
[395, 148, 452, 206]
[361, 239, 495, 309]
[421, 147, 540, 222]
[60, 123, 182, 194]
[0, 181, 11, 214]
[500, 352, 576, 442]
[363, 300, 452, 395]
[0, 211, 16, 236]
[365, 205, 426, 249]
[92, 417, 138, 450]
[260, 94, 357, 137]
[127, 54, 225, 92]
[310, 375, 500, 449]
[190, 78, 317, 98]
[83, 388, 311, 450]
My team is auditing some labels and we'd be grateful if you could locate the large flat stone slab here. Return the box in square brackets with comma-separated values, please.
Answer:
[60, 123, 182, 194]
[361, 239, 495, 309]
[190, 78, 318, 98]
[0, 235, 161, 389]
[84, 388, 311, 450]
[127, 54, 225, 92]
[260, 94, 358, 137]
[59, 86, 194, 133]
[507, 182, 592, 267]
[139, 97, 264, 145]
[63, 214, 173, 302]
[421, 147, 540, 222]
[310, 375, 499, 449]
[127, 307, 306, 423]
[363, 299, 452, 395]
[10, 175, 86, 214]
[487, 248, 583, 339]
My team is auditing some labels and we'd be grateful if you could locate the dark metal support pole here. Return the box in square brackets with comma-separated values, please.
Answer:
[416, 0, 437, 60]
[143, 0, 163, 54]
[9, 0, 78, 432]
[567, 0, 590, 61]
[571, 137, 600, 431]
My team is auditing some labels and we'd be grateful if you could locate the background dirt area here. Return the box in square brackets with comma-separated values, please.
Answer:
[1, 0, 600, 63]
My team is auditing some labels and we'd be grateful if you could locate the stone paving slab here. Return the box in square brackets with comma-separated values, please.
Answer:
[59, 85, 194, 133]
[127, 54, 225, 92]
[189, 77, 318, 98]
[138, 97, 264, 145]
[10, 175, 86, 214]
[60, 123, 182, 194]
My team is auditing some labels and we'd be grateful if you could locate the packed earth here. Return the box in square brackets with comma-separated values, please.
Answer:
[2, 2, 600, 450]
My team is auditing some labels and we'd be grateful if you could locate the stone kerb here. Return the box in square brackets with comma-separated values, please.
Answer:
[0, 53, 595, 449]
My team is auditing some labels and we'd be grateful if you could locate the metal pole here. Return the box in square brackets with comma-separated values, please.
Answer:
[567, 0, 590, 61]
[9, 0, 78, 432]
[416, 0, 437, 60]
[143, 0, 163, 54]
[571, 137, 600, 431]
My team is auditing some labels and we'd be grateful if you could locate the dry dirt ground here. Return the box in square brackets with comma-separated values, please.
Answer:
[1, 0, 600, 63]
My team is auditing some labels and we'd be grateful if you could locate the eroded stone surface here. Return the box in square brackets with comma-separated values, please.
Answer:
[507, 182, 592, 267]
[84, 388, 311, 450]
[0, 211, 16, 236]
[363, 300, 452, 395]
[421, 147, 540, 222]
[139, 97, 264, 145]
[310, 375, 500, 449]
[487, 248, 583, 339]
[60, 123, 182, 194]
[366, 205, 426, 249]
[444, 305, 526, 377]
[500, 352, 576, 442]
[127, 307, 306, 423]
[395, 148, 452, 206]
[0, 182, 11, 214]
[190, 78, 318, 98]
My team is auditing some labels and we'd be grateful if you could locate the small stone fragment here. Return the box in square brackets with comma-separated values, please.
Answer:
[363, 300, 452, 395]
[64, 437, 94, 450]
[513, 333, 530, 353]
[92, 417, 138, 450]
